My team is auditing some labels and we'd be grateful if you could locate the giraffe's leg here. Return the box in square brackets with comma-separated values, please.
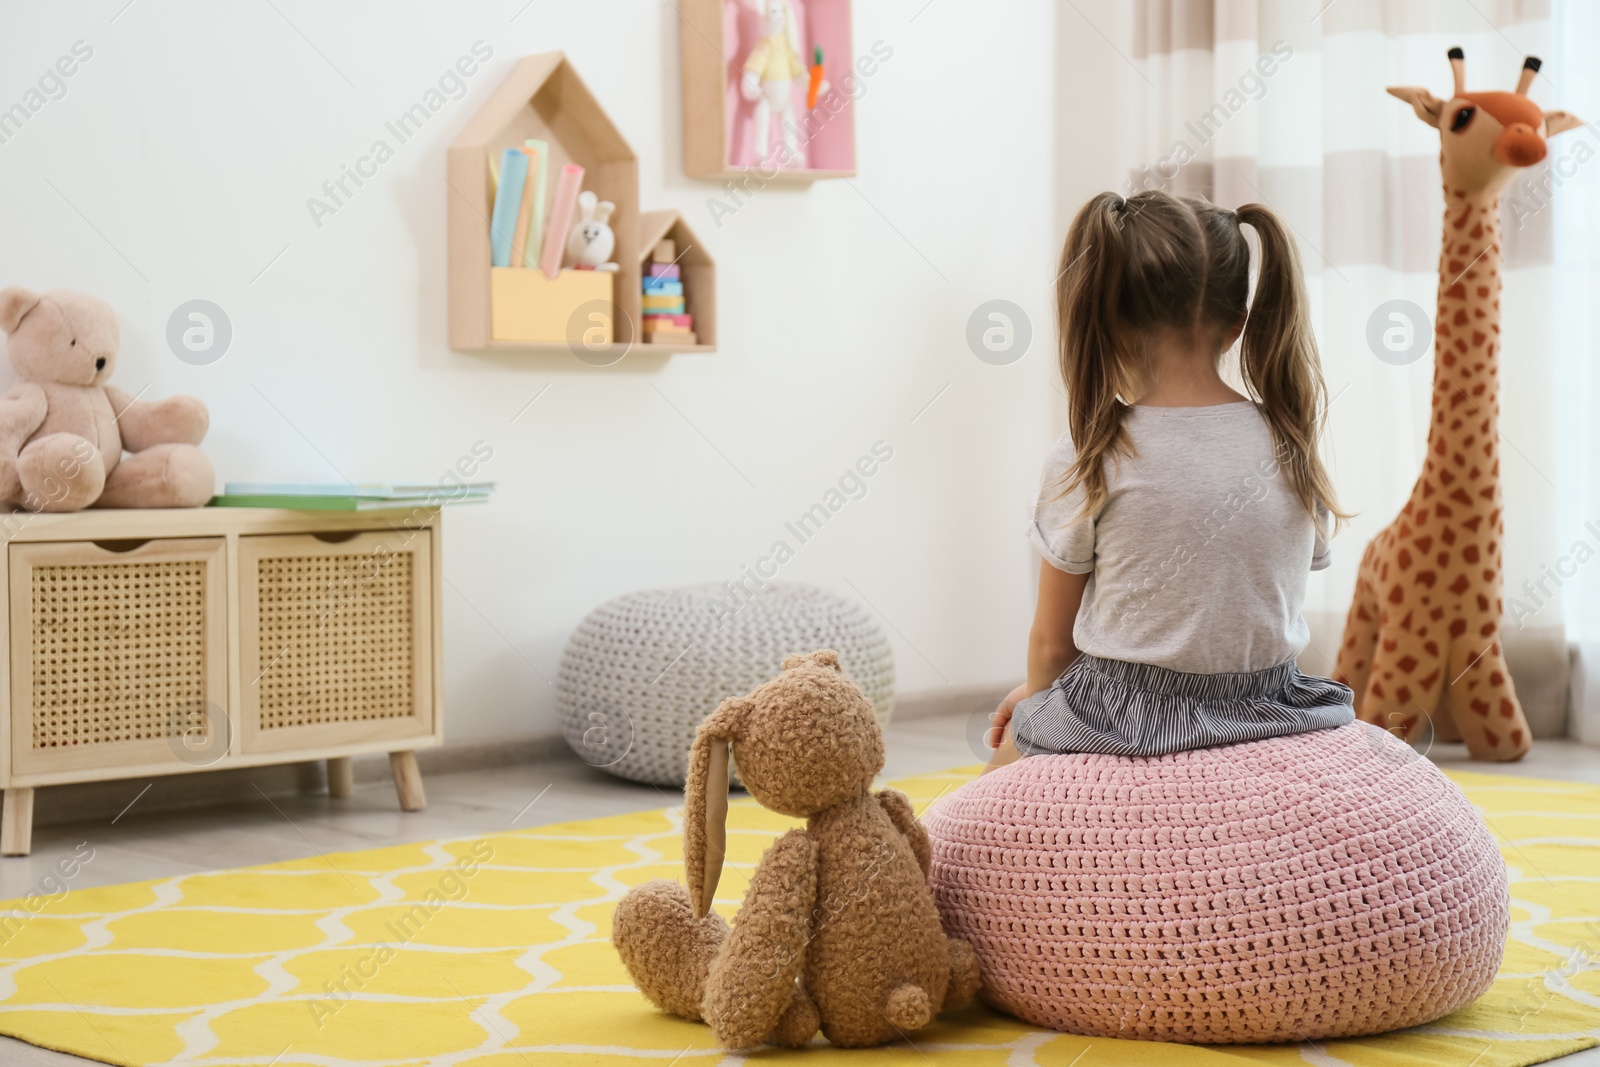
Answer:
[1334, 543, 1382, 713]
[1444, 637, 1530, 761]
[1358, 626, 1447, 744]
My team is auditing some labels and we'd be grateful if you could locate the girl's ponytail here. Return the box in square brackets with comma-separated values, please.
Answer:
[1235, 202, 1348, 527]
[1055, 193, 1157, 519]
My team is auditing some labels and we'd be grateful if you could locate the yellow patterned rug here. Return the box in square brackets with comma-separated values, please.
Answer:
[0, 766, 1596, 1066]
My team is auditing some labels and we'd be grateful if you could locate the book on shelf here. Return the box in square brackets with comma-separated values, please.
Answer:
[224, 481, 496, 498]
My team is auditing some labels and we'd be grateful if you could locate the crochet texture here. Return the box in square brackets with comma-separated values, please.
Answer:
[923, 721, 1508, 1044]
[557, 583, 894, 785]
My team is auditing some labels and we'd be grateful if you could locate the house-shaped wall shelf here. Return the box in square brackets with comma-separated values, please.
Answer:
[447, 52, 640, 354]
[679, 0, 856, 182]
[638, 209, 717, 353]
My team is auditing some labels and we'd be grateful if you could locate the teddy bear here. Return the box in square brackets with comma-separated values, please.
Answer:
[612, 649, 981, 1050]
[0, 287, 213, 512]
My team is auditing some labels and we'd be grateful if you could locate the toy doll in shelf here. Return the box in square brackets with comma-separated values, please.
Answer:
[565, 191, 619, 272]
[740, 0, 826, 167]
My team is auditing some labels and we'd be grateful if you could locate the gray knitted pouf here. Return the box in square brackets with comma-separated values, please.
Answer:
[557, 583, 895, 785]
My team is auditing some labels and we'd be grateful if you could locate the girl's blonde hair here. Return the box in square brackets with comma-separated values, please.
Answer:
[1055, 189, 1347, 526]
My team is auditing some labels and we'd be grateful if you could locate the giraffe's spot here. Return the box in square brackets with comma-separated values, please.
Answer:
[1484, 727, 1500, 747]
[1464, 545, 1480, 564]
[1479, 485, 1494, 500]
[1423, 481, 1436, 499]
[1468, 466, 1480, 479]
[1397, 685, 1413, 704]
[1469, 223, 1483, 238]
[1450, 618, 1467, 637]
[1450, 488, 1472, 506]
[1482, 569, 1496, 582]
[1452, 452, 1466, 467]
[1382, 638, 1398, 653]
[1463, 516, 1483, 532]
[1381, 562, 1390, 580]
[1477, 594, 1489, 612]
[1424, 640, 1439, 656]
[1430, 607, 1445, 621]
[1476, 286, 1490, 298]
[1436, 502, 1454, 518]
[1436, 552, 1449, 568]
[1400, 610, 1414, 629]
[1372, 681, 1387, 698]
[1397, 655, 1418, 673]
[1449, 575, 1471, 595]
[1397, 549, 1412, 570]
[1417, 571, 1437, 588]
[1416, 535, 1433, 552]
[1454, 338, 1468, 354]
[1356, 605, 1372, 622]
[1481, 622, 1496, 636]
[1490, 671, 1504, 687]
[1420, 669, 1440, 689]
[1479, 419, 1490, 434]
[1488, 540, 1497, 553]
[1471, 698, 1491, 717]
[1387, 584, 1402, 605]
[1438, 469, 1455, 487]
[1510, 728, 1524, 747]
[1440, 528, 1456, 545]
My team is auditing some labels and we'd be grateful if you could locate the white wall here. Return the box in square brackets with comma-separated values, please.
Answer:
[0, 0, 1113, 745]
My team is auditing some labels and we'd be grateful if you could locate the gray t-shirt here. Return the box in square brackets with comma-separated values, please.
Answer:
[1028, 402, 1329, 675]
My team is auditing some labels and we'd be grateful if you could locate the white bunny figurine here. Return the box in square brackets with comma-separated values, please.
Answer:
[566, 191, 619, 272]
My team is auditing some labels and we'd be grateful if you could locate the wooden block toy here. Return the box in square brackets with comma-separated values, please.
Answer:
[642, 314, 693, 332]
[642, 279, 684, 297]
[651, 239, 676, 263]
[646, 329, 697, 345]
[645, 263, 680, 280]
[642, 294, 685, 313]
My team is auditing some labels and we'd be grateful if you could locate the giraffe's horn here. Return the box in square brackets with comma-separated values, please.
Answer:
[1448, 46, 1466, 97]
[1516, 56, 1541, 95]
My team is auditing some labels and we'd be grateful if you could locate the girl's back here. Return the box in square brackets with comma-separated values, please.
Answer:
[1032, 402, 1328, 676]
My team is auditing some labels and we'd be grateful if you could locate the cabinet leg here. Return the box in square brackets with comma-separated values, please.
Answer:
[327, 757, 354, 798]
[389, 751, 425, 812]
[3, 788, 34, 856]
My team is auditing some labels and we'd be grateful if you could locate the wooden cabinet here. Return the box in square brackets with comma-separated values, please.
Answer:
[0, 509, 445, 855]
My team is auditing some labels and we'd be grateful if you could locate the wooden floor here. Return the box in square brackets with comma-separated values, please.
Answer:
[1, 715, 1596, 1066]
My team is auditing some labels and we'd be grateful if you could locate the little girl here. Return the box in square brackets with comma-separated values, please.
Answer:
[987, 190, 1354, 768]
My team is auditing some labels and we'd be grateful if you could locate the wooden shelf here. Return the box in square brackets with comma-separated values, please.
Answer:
[448, 52, 640, 351]
[679, 0, 857, 182]
[638, 209, 717, 352]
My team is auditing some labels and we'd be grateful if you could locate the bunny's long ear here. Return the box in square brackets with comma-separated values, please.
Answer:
[0, 287, 41, 335]
[593, 200, 615, 225]
[684, 696, 750, 918]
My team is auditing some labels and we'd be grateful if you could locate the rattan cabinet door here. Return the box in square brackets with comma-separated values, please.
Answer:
[9, 538, 229, 777]
[238, 531, 433, 754]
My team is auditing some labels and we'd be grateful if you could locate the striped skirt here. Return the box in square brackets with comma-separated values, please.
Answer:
[1011, 654, 1355, 758]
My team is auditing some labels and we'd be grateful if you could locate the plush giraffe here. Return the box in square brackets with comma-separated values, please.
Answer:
[1335, 50, 1581, 761]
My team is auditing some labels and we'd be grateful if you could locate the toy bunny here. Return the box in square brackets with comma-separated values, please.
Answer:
[613, 650, 981, 1050]
[740, 0, 826, 166]
[565, 191, 618, 272]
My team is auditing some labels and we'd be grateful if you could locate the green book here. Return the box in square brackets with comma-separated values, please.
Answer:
[209, 494, 489, 511]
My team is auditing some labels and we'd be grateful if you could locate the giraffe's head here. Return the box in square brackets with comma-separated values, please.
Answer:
[1388, 49, 1583, 194]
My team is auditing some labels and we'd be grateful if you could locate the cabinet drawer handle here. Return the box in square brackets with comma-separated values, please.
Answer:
[310, 531, 362, 544]
[91, 539, 153, 553]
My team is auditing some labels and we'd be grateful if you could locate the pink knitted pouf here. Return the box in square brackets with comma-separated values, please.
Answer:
[924, 722, 1507, 1044]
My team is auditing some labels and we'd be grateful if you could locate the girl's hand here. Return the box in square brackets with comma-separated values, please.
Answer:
[985, 682, 1030, 749]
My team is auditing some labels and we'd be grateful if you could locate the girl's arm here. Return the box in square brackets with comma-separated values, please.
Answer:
[984, 561, 1090, 772]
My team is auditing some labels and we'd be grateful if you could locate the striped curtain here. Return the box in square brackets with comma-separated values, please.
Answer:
[1118, 0, 1591, 737]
